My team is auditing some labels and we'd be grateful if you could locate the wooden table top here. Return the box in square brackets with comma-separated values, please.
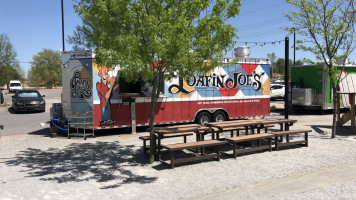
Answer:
[206, 118, 297, 129]
[155, 124, 211, 134]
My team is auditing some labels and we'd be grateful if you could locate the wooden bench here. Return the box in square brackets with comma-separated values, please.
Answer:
[272, 129, 312, 150]
[225, 133, 274, 158]
[139, 132, 193, 153]
[162, 140, 224, 168]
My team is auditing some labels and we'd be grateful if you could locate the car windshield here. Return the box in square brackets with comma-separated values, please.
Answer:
[271, 85, 284, 90]
[17, 91, 40, 98]
[10, 83, 21, 86]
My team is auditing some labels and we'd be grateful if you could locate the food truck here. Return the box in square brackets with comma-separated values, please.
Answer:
[291, 64, 356, 109]
[50, 50, 271, 136]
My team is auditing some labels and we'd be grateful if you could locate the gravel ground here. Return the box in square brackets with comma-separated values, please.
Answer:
[0, 112, 356, 199]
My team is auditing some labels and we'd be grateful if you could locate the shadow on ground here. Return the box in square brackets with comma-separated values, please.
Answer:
[2, 141, 157, 189]
[27, 127, 51, 136]
[310, 124, 355, 138]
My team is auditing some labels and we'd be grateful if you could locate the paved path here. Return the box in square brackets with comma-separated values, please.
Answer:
[192, 162, 356, 199]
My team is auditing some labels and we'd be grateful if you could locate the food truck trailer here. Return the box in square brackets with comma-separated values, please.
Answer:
[50, 50, 271, 137]
[291, 64, 356, 110]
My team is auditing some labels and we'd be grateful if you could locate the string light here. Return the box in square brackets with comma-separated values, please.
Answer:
[235, 39, 285, 47]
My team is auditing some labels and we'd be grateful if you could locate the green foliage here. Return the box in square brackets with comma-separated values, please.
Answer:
[70, 0, 240, 82]
[0, 33, 24, 86]
[274, 58, 304, 76]
[285, 0, 355, 72]
[286, 0, 355, 138]
[71, 0, 241, 162]
[267, 52, 277, 74]
[28, 49, 62, 88]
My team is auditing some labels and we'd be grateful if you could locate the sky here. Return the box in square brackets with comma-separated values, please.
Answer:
[0, 0, 343, 77]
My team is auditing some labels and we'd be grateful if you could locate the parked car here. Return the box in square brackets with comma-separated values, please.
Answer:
[270, 83, 285, 99]
[11, 89, 45, 113]
[9, 80, 23, 93]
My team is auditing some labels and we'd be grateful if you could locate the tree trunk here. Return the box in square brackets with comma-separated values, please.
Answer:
[331, 81, 337, 138]
[148, 73, 159, 164]
[329, 68, 338, 138]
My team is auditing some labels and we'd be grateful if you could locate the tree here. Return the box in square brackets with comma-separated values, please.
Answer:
[267, 52, 277, 75]
[0, 33, 24, 86]
[274, 58, 303, 78]
[28, 49, 62, 88]
[72, 0, 241, 163]
[286, 0, 355, 138]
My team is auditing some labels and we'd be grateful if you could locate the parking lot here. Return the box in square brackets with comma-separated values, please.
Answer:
[0, 89, 61, 136]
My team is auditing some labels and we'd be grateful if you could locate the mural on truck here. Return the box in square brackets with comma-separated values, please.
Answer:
[90, 62, 270, 129]
[62, 52, 94, 115]
[60, 51, 270, 131]
[92, 64, 120, 125]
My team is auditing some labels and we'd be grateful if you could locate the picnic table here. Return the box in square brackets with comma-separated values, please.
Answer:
[206, 118, 297, 138]
[154, 124, 212, 159]
[145, 118, 310, 167]
[336, 91, 356, 133]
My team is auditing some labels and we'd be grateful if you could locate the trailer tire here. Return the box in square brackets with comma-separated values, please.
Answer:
[196, 111, 211, 125]
[213, 111, 226, 122]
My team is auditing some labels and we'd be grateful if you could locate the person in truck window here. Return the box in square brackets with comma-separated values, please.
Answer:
[97, 66, 116, 124]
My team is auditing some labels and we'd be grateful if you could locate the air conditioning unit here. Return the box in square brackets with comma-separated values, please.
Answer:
[292, 88, 315, 106]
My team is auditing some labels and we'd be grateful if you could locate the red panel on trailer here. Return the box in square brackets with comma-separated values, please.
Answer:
[135, 102, 150, 125]
[93, 104, 131, 128]
[181, 101, 191, 121]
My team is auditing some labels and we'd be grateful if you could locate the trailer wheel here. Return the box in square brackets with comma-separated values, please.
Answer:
[213, 111, 226, 122]
[196, 112, 211, 125]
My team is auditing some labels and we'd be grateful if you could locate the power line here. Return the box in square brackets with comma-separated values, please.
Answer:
[236, 17, 287, 29]
[237, 1, 285, 17]
[238, 28, 288, 39]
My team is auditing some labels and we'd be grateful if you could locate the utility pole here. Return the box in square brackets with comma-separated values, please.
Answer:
[292, 27, 295, 66]
[285, 37, 289, 121]
[61, 0, 65, 52]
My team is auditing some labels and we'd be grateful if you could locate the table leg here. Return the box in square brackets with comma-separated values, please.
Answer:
[286, 134, 290, 143]
[350, 94, 356, 134]
[337, 93, 341, 122]
[250, 126, 255, 135]
[233, 142, 237, 158]
[195, 132, 201, 154]
[157, 136, 162, 161]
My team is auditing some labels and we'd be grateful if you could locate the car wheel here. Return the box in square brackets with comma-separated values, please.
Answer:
[196, 111, 211, 125]
[213, 111, 227, 122]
